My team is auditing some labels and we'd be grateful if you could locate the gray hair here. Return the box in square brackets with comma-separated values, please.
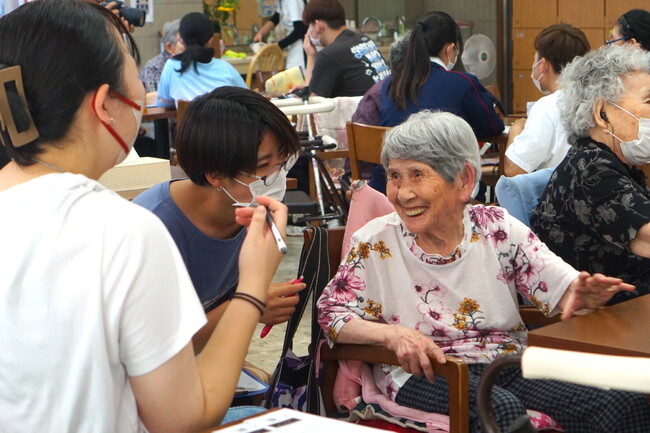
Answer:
[381, 110, 481, 187]
[161, 19, 181, 48]
[559, 44, 650, 144]
[389, 31, 410, 69]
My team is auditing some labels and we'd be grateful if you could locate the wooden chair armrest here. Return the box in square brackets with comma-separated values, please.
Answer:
[320, 343, 469, 433]
[519, 306, 560, 327]
[316, 149, 349, 160]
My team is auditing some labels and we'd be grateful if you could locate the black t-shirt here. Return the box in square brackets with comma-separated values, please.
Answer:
[310, 29, 390, 98]
[531, 137, 650, 303]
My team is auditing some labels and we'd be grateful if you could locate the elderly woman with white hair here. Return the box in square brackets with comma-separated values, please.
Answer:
[317, 110, 650, 432]
[532, 45, 650, 305]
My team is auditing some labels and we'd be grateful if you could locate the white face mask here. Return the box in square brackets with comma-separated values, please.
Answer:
[530, 59, 550, 95]
[115, 101, 144, 165]
[604, 102, 650, 165]
[221, 167, 289, 206]
[446, 45, 457, 71]
[309, 34, 324, 52]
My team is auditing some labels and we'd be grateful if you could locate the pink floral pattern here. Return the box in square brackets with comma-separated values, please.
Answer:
[317, 205, 578, 401]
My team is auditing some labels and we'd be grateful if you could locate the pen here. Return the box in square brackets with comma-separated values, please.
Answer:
[233, 202, 287, 255]
[259, 276, 303, 338]
[265, 208, 288, 255]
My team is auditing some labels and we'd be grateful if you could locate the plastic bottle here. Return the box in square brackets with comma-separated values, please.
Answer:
[258, 0, 274, 18]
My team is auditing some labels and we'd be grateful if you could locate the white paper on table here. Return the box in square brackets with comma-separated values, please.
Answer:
[214, 408, 387, 433]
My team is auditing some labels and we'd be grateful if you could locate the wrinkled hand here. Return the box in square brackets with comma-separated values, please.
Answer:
[253, 31, 264, 43]
[561, 271, 635, 320]
[384, 325, 446, 383]
[303, 34, 317, 57]
[235, 196, 288, 302]
[260, 280, 306, 325]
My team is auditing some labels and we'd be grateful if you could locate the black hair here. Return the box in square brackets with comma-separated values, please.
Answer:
[302, 0, 346, 29]
[176, 87, 300, 186]
[534, 23, 590, 74]
[388, 11, 461, 111]
[0, 0, 139, 166]
[174, 12, 215, 74]
[619, 9, 650, 51]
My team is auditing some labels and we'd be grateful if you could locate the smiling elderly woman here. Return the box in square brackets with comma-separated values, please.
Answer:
[531, 45, 650, 305]
[317, 111, 650, 432]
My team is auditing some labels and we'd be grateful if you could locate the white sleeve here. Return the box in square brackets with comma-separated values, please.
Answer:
[505, 99, 556, 173]
[103, 207, 206, 377]
[282, 0, 304, 23]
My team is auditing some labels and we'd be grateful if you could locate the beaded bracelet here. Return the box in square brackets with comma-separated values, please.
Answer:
[231, 292, 266, 316]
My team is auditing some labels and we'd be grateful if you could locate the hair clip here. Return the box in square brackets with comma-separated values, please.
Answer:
[0, 65, 39, 148]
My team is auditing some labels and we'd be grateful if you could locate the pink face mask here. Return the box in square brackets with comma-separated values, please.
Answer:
[92, 88, 143, 161]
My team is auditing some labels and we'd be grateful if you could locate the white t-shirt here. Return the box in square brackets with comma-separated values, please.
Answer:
[278, 0, 305, 70]
[505, 90, 570, 173]
[0, 173, 206, 432]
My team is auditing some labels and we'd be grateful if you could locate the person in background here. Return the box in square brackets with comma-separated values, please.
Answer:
[156, 12, 246, 108]
[504, 24, 590, 177]
[253, 0, 308, 70]
[140, 19, 184, 96]
[370, 11, 502, 196]
[351, 31, 410, 126]
[531, 45, 650, 305]
[302, 0, 389, 98]
[134, 86, 305, 353]
[0, 1, 285, 431]
[380, 11, 502, 135]
[318, 110, 650, 433]
[607, 9, 650, 50]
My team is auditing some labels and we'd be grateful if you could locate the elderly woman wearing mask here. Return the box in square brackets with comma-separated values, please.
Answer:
[531, 45, 650, 305]
[317, 110, 650, 432]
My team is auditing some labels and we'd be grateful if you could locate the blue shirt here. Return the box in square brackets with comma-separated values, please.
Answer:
[133, 180, 246, 311]
[380, 63, 504, 138]
[156, 58, 247, 107]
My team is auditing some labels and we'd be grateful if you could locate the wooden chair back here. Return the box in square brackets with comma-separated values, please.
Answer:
[345, 121, 391, 180]
[245, 44, 285, 91]
[303, 226, 469, 433]
[176, 100, 190, 124]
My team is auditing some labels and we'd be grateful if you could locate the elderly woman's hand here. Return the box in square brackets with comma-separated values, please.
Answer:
[560, 271, 636, 320]
[384, 325, 446, 383]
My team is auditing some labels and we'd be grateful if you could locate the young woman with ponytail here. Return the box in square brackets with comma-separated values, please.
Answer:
[156, 12, 247, 107]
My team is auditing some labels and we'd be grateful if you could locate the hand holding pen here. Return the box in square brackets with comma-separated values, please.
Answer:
[259, 277, 304, 338]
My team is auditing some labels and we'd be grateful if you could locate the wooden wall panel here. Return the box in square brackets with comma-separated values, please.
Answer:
[512, 0, 557, 28]
[512, 28, 538, 69]
[582, 28, 606, 51]
[605, 0, 650, 29]
[512, 69, 541, 114]
[558, 0, 604, 28]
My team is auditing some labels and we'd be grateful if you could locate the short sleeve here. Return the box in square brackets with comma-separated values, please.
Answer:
[227, 63, 248, 88]
[502, 213, 578, 314]
[582, 161, 650, 247]
[282, 0, 303, 22]
[156, 61, 175, 107]
[505, 100, 556, 173]
[103, 208, 206, 377]
[310, 52, 340, 98]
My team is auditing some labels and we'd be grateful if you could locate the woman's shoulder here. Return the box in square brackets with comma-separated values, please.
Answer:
[351, 212, 402, 240]
[466, 204, 509, 232]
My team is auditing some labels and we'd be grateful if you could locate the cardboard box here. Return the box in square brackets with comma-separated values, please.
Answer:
[98, 156, 170, 200]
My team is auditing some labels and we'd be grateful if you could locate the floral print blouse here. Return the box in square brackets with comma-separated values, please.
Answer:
[317, 205, 578, 398]
[531, 138, 650, 303]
